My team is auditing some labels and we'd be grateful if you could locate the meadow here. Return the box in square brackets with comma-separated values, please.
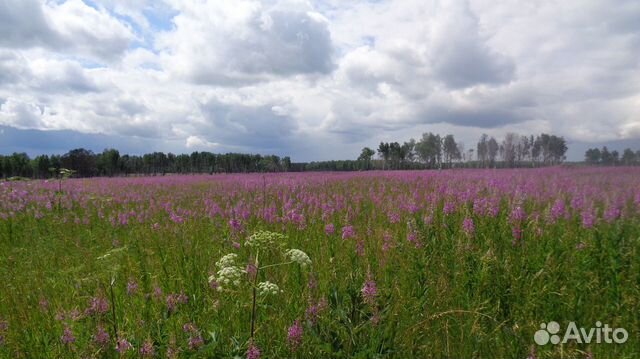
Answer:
[0, 168, 638, 358]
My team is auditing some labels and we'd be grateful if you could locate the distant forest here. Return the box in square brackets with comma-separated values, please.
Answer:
[0, 131, 632, 179]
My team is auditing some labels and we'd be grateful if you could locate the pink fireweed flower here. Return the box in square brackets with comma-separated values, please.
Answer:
[188, 335, 204, 350]
[382, 231, 393, 253]
[116, 338, 133, 353]
[341, 225, 355, 240]
[305, 298, 327, 325]
[443, 201, 455, 215]
[166, 292, 189, 313]
[61, 326, 75, 345]
[512, 226, 522, 239]
[127, 279, 138, 296]
[510, 205, 526, 223]
[361, 273, 378, 306]
[548, 199, 566, 224]
[85, 296, 109, 316]
[247, 343, 261, 359]
[387, 212, 400, 224]
[324, 223, 335, 236]
[604, 206, 621, 223]
[229, 218, 243, 232]
[356, 240, 365, 256]
[140, 340, 155, 357]
[287, 320, 303, 351]
[581, 208, 596, 229]
[462, 217, 475, 236]
[93, 325, 110, 346]
[246, 262, 257, 280]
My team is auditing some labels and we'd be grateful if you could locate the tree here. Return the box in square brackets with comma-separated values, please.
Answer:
[377, 142, 391, 170]
[601, 146, 612, 165]
[99, 148, 120, 176]
[282, 156, 292, 171]
[585, 148, 601, 164]
[442, 134, 460, 167]
[477, 134, 488, 167]
[415, 132, 442, 168]
[33, 155, 51, 179]
[62, 148, 97, 177]
[358, 147, 375, 166]
[487, 137, 499, 166]
[402, 139, 416, 162]
[611, 150, 620, 165]
[501, 133, 518, 167]
[621, 148, 635, 166]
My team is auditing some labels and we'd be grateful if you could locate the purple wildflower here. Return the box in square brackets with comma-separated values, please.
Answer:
[548, 199, 566, 224]
[246, 262, 257, 280]
[188, 335, 204, 350]
[85, 296, 109, 316]
[462, 217, 475, 236]
[140, 340, 155, 357]
[510, 205, 526, 223]
[356, 240, 365, 256]
[341, 225, 355, 240]
[247, 343, 261, 359]
[324, 223, 335, 236]
[287, 320, 303, 350]
[61, 326, 75, 345]
[116, 338, 133, 353]
[93, 325, 110, 346]
[443, 201, 455, 215]
[581, 208, 596, 229]
[127, 280, 138, 296]
[166, 292, 189, 313]
[361, 274, 378, 306]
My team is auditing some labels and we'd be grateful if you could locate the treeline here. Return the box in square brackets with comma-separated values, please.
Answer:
[584, 146, 640, 166]
[0, 132, 570, 178]
[354, 132, 568, 170]
[0, 148, 296, 179]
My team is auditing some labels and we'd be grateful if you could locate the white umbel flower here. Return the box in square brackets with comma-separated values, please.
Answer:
[285, 249, 311, 267]
[216, 266, 243, 289]
[245, 230, 287, 248]
[216, 253, 238, 268]
[257, 281, 280, 296]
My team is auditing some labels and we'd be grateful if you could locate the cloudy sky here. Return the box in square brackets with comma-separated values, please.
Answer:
[1, 0, 639, 161]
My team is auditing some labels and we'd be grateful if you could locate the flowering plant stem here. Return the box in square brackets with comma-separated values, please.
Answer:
[250, 250, 259, 340]
[109, 277, 119, 342]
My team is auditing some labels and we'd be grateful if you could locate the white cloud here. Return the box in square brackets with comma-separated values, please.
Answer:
[1, 0, 640, 160]
[185, 135, 220, 149]
[0, 0, 134, 62]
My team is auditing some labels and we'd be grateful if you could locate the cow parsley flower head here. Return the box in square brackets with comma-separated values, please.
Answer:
[216, 266, 243, 288]
[216, 253, 238, 268]
[257, 281, 280, 296]
[245, 230, 287, 249]
[285, 249, 311, 267]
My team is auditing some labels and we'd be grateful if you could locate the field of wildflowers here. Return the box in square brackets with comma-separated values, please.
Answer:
[0, 168, 639, 358]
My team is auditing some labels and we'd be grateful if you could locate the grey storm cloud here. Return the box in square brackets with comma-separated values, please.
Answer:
[198, 99, 299, 152]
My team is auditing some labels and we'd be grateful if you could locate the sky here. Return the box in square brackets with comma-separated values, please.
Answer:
[0, 0, 639, 161]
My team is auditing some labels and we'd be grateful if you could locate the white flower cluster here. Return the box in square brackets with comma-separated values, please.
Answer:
[216, 253, 238, 268]
[257, 281, 280, 296]
[285, 249, 312, 267]
[211, 253, 243, 290]
[245, 230, 287, 249]
[216, 266, 243, 288]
